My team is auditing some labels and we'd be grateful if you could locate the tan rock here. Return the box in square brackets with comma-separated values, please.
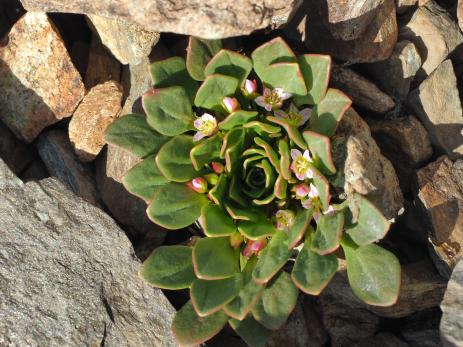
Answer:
[0, 12, 84, 143]
[69, 81, 123, 162]
[459, 0, 463, 32]
[396, 0, 418, 14]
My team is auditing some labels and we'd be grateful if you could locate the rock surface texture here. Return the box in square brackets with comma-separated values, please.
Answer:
[19, 0, 299, 39]
[0, 12, 84, 143]
[0, 158, 176, 347]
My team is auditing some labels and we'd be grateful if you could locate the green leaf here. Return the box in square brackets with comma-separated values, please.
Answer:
[199, 204, 237, 237]
[193, 236, 239, 280]
[156, 135, 198, 182]
[267, 116, 307, 149]
[303, 130, 336, 175]
[194, 74, 239, 112]
[224, 279, 264, 320]
[209, 174, 228, 205]
[150, 56, 198, 102]
[311, 211, 344, 255]
[205, 49, 252, 85]
[251, 37, 296, 80]
[253, 231, 292, 284]
[143, 86, 194, 136]
[229, 316, 273, 347]
[311, 166, 331, 210]
[291, 234, 338, 295]
[274, 174, 287, 200]
[219, 110, 258, 130]
[252, 271, 299, 330]
[139, 245, 196, 290]
[105, 114, 169, 158]
[147, 182, 208, 229]
[346, 194, 390, 246]
[186, 37, 223, 81]
[254, 137, 280, 173]
[278, 139, 291, 180]
[122, 154, 169, 202]
[287, 208, 313, 249]
[261, 62, 307, 96]
[244, 121, 281, 135]
[294, 54, 331, 106]
[190, 134, 222, 170]
[238, 216, 276, 240]
[342, 235, 401, 306]
[225, 203, 263, 222]
[310, 88, 352, 137]
[172, 301, 228, 346]
[228, 175, 248, 207]
[223, 127, 246, 173]
[191, 273, 243, 316]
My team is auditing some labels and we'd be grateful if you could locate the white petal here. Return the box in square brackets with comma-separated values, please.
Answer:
[202, 113, 215, 122]
[289, 103, 298, 113]
[265, 104, 273, 112]
[280, 91, 292, 100]
[254, 96, 266, 108]
[308, 183, 319, 198]
[303, 150, 312, 162]
[306, 168, 314, 179]
[313, 211, 321, 223]
[274, 110, 287, 119]
[193, 118, 203, 129]
[193, 132, 206, 142]
[291, 149, 302, 160]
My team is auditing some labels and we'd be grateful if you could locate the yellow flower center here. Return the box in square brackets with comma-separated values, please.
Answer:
[287, 111, 303, 124]
[294, 156, 311, 176]
[199, 119, 216, 135]
[264, 90, 282, 107]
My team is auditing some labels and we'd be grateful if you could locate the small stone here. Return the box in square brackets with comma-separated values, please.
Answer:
[400, 1, 463, 80]
[69, 81, 123, 162]
[87, 14, 159, 65]
[440, 260, 463, 347]
[0, 12, 84, 143]
[366, 40, 422, 100]
[396, 0, 418, 14]
[409, 60, 463, 159]
[37, 130, 99, 205]
[330, 65, 395, 114]
[416, 155, 463, 277]
[332, 108, 404, 219]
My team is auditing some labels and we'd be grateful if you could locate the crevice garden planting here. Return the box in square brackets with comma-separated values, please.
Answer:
[105, 36, 401, 347]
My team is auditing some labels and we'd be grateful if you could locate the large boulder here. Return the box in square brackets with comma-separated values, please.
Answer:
[0, 158, 176, 346]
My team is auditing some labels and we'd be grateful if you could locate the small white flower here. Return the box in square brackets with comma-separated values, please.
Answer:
[275, 210, 296, 231]
[290, 149, 314, 180]
[301, 184, 319, 209]
[313, 205, 335, 223]
[274, 103, 311, 127]
[193, 113, 217, 142]
[254, 87, 291, 111]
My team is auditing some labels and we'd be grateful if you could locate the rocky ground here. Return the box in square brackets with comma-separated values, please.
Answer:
[0, 0, 462, 346]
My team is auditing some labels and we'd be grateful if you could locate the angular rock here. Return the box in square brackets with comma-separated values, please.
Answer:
[400, 1, 463, 80]
[305, 0, 398, 63]
[19, 0, 299, 39]
[408, 60, 463, 160]
[396, 0, 418, 14]
[331, 65, 395, 114]
[0, 12, 84, 143]
[84, 34, 122, 89]
[402, 308, 442, 347]
[69, 81, 123, 162]
[332, 108, 404, 219]
[366, 40, 422, 100]
[37, 130, 99, 205]
[459, 0, 463, 32]
[87, 14, 159, 65]
[440, 260, 463, 347]
[416, 156, 463, 277]
[0, 158, 176, 346]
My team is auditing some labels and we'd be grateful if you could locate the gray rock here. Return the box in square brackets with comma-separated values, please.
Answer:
[402, 309, 442, 347]
[20, 158, 49, 183]
[353, 332, 410, 347]
[19, 0, 299, 39]
[408, 60, 463, 160]
[440, 260, 463, 347]
[0, 158, 176, 346]
[37, 130, 99, 206]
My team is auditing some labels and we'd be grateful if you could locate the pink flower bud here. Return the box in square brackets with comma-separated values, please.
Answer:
[222, 97, 240, 113]
[242, 238, 267, 257]
[187, 177, 208, 193]
[244, 79, 258, 95]
[294, 183, 310, 199]
[229, 232, 244, 249]
[211, 162, 224, 174]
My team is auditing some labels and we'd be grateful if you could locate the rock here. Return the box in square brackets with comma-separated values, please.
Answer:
[396, 0, 418, 14]
[402, 308, 442, 347]
[96, 145, 165, 241]
[37, 130, 99, 206]
[87, 15, 159, 65]
[330, 64, 395, 114]
[20, 158, 49, 183]
[84, 34, 122, 89]
[0, 0, 25, 38]
[19, 0, 299, 39]
[305, 0, 398, 63]
[0, 12, 84, 143]
[408, 60, 463, 160]
[416, 156, 463, 277]
[332, 108, 404, 219]
[440, 260, 463, 347]
[0, 158, 176, 346]
[458, 0, 463, 32]
[69, 81, 123, 162]
[366, 40, 422, 100]
[353, 332, 410, 347]
[301, 297, 329, 347]
[400, 1, 463, 80]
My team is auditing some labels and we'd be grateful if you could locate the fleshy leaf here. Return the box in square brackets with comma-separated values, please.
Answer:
[254, 137, 280, 173]
[303, 130, 336, 175]
[194, 74, 239, 112]
[219, 110, 258, 130]
[311, 211, 344, 255]
[209, 174, 228, 205]
[342, 235, 401, 306]
[191, 273, 243, 316]
[251, 37, 296, 80]
[274, 174, 287, 199]
[294, 54, 331, 106]
[244, 121, 281, 136]
[143, 86, 194, 136]
[252, 271, 299, 330]
[186, 37, 223, 81]
[156, 135, 197, 182]
[267, 116, 306, 149]
[311, 166, 331, 210]
[238, 216, 276, 240]
[229, 316, 273, 347]
[199, 204, 237, 237]
[278, 139, 291, 180]
[172, 301, 228, 346]
[205, 49, 252, 85]
[261, 62, 307, 96]
[228, 175, 248, 207]
[193, 236, 239, 280]
[225, 203, 264, 222]
[287, 208, 313, 249]
[147, 182, 208, 229]
[139, 245, 196, 290]
[122, 154, 169, 202]
[190, 134, 222, 170]
[105, 114, 169, 158]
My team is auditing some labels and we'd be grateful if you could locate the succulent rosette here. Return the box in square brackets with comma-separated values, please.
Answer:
[105, 37, 401, 346]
